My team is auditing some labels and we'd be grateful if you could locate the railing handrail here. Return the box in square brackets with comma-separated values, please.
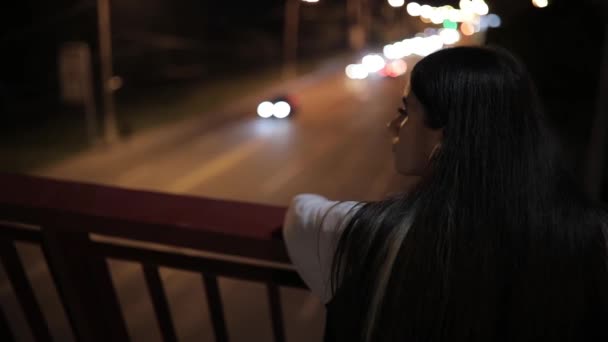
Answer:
[0, 173, 289, 263]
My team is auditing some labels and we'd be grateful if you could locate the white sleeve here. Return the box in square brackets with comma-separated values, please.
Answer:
[282, 194, 360, 303]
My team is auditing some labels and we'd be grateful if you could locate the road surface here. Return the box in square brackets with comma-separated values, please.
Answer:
[40, 67, 417, 204]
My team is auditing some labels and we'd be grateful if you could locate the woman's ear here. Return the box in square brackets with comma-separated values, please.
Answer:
[428, 143, 441, 161]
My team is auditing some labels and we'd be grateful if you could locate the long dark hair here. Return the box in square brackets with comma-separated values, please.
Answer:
[329, 46, 608, 342]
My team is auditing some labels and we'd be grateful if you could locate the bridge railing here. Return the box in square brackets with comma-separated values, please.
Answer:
[0, 173, 304, 342]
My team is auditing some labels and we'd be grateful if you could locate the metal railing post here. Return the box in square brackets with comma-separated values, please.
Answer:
[41, 229, 129, 342]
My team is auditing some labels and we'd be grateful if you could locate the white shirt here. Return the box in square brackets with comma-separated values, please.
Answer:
[282, 194, 361, 303]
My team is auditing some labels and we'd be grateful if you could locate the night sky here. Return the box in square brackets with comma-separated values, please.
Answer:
[1, 0, 349, 95]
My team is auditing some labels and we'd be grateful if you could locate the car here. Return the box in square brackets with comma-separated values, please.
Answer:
[256, 95, 299, 119]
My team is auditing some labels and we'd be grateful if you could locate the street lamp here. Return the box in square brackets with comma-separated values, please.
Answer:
[388, 0, 405, 8]
[532, 0, 549, 8]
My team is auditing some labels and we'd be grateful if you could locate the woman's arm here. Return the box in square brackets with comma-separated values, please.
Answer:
[283, 194, 359, 303]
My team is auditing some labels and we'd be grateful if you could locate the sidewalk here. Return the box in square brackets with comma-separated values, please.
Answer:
[35, 55, 349, 181]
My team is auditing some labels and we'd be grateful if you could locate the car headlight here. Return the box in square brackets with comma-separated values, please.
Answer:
[257, 101, 274, 118]
[257, 100, 292, 119]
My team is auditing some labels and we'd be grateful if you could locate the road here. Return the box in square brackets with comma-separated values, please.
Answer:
[4, 68, 419, 342]
[39, 67, 417, 205]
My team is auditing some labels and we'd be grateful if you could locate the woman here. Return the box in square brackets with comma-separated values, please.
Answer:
[283, 46, 608, 342]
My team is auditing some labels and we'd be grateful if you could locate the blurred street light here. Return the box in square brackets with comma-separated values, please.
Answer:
[471, 0, 489, 15]
[345, 64, 369, 80]
[388, 0, 405, 8]
[362, 54, 386, 73]
[486, 14, 502, 28]
[406, 2, 422, 16]
[420, 5, 433, 19]
[532, 0, 549, 8]
[460, 22, 475, 35]
[439, 28, 461, 45]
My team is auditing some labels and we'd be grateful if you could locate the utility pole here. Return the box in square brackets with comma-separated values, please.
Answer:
[362, 0, 371, 46]
[347, 0, 367, 51]
[283, 0, 300, 79]
[97, 0, 119, 144]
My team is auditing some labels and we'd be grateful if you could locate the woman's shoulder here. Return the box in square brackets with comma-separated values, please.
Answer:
[283, 194, 362, 252]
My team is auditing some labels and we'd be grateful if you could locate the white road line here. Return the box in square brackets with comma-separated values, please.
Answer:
[168, 138, 266, 193]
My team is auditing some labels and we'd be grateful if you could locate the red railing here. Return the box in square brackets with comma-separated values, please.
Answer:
[0, 173, 305, 342]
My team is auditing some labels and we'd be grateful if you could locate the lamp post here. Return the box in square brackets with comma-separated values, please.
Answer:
[283, 0, 299, 79]
[283, 0, 320, 79]
[97, 0, 118, 144]
[347, 0, 368, 51]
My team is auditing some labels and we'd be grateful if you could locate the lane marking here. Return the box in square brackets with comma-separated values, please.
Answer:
[168, 138, 266, 193]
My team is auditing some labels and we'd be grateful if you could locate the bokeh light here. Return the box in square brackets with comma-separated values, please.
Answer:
[384, 60, 408, 77]
[459, 0, 472, 12]
[472, 0, 489, 15]
[424, 28, 438, 36]
[344, 0, 498, 81]
[362, 54, 386, 73]
[439, 28, 461, 45]
[273, 101, 291, 119]
[420, 5, 433, 19]
[412, 35, 443, 56]
[388, 0, 405, 8]
[443, 20, 458, 30]
[487, 14, 502, 28]
[406, 2, 421, 16]
[345, 64, 369, 80]
[431, 13, 445, 24]
[460, 22, 475, 36]
[257, 101, 274, 118]
[532, 0, 549, 8]
[420, 16, 432, 24]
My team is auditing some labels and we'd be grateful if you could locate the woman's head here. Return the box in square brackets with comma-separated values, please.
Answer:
[389, 89, 442, 176]
[331, 46, 608, 342]
[390, 46, 544, 180]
